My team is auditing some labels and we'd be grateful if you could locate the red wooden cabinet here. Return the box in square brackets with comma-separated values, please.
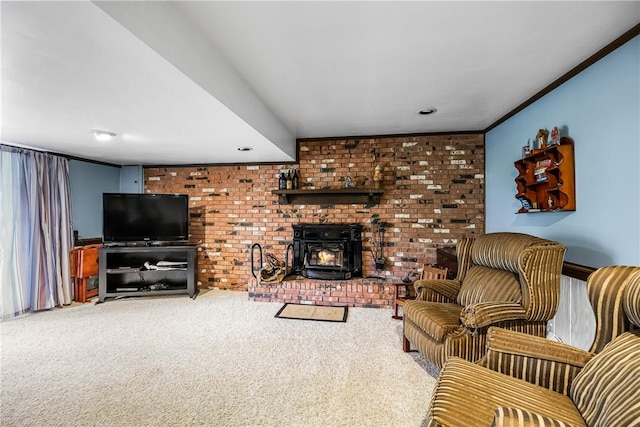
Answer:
[70, 244, 101, 303]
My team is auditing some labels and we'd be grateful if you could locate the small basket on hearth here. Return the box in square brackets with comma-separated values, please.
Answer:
[259, 253, 287, 283]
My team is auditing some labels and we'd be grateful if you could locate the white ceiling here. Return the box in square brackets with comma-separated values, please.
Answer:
[2, 1, 638, 166]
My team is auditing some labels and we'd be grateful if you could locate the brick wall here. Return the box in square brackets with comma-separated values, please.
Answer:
[144, 133, 485, 291]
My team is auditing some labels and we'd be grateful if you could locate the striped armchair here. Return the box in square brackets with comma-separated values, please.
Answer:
[403, 232, 566, 367]
[427, 265, 640, 427]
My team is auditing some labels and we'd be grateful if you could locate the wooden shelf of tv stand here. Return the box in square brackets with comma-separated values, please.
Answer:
[98, 245, 197, 303]
[272, 188, 384, 205]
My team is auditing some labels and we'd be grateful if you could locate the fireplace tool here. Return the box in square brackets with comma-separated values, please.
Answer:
[364, 221, 386, 280]
[250, 243, 293, 281]
[371, 222, 386, 270]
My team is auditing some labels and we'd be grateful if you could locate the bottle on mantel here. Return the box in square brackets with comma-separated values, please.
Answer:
[286, 170, 293, 190]
[292, 169, 299, 190]
[278, 171, 287, 190]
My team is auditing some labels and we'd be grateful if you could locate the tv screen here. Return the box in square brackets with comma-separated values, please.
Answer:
[103, 193, 189, 243]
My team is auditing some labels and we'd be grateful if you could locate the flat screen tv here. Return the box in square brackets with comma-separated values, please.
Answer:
[103, 193, 189, 243]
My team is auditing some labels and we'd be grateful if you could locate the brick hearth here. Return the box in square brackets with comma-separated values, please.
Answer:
[249, 276, 409, 308]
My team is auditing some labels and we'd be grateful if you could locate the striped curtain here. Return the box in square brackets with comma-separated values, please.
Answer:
[0, 145, 73, 320]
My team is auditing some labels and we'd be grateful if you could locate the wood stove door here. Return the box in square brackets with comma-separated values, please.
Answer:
[305, 242, 346, 271]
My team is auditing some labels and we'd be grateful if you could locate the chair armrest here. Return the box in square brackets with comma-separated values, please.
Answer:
[484, 327, 594, 395]
[492, 407, 584, 427]
[461, 302, 528, 328]
[414, 279, 461, 303]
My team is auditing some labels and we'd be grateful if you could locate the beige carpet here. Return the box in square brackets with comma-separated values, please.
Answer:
[1, 289, 439, 426]
[275, 303, 348, 322]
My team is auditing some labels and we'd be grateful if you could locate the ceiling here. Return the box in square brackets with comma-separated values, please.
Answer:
[2, 1, 638, 166]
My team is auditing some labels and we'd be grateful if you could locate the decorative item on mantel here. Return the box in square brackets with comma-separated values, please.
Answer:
[285, 170, 293, 190]
[344, 176, 354, 188]
[373, 164, 383, 189]
[278, 169, 299, 190]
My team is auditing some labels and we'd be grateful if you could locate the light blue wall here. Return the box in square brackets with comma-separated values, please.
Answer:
[69, 162, 144, 238]
[68, 163, 144, 239]
[68, 160, 120, 239]
[119, 165, 143, 193]
[486, 36, 640, 267]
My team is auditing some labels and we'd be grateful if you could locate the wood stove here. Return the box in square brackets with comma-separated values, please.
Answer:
[292, 223, 363, 280]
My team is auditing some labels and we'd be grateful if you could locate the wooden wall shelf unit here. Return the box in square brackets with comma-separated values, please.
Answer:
[272, 188, 383, 205]
[514, 137, 576, 213]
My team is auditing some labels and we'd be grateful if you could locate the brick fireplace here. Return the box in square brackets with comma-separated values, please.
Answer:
[144, 133, 485, 300]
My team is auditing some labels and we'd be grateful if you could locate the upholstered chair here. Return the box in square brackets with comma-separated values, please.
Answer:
[427, 265, 640, 427]
[403, 232, 566, 367]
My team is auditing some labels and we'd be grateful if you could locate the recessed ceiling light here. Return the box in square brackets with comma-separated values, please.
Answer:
[92, 130, 116, 141]
[236, 146, 253, 152]
[417, 108, 438, 116]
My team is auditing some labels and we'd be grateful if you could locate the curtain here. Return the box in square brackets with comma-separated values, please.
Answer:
[0, 145, 73, 320]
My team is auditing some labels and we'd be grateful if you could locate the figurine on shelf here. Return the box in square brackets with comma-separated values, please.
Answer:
[517, 196, 532, 213]
[548, 126, 561, 146]
[523, 139, 532, 157]
[536, 129, 549, 150]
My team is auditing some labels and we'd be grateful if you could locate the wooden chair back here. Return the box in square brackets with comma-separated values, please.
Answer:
[421, 265, 448, 280]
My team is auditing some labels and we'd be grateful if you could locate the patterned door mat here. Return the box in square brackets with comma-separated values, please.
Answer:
[275, 303, 348, 322]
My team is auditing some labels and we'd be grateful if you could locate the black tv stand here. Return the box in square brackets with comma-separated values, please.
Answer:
[98, 245, 197, 303]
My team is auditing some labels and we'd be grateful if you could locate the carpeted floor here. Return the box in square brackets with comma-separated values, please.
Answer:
[1, 289, 439, 427]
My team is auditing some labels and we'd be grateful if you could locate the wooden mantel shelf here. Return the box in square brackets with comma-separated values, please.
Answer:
[272, 188, 384, 205]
